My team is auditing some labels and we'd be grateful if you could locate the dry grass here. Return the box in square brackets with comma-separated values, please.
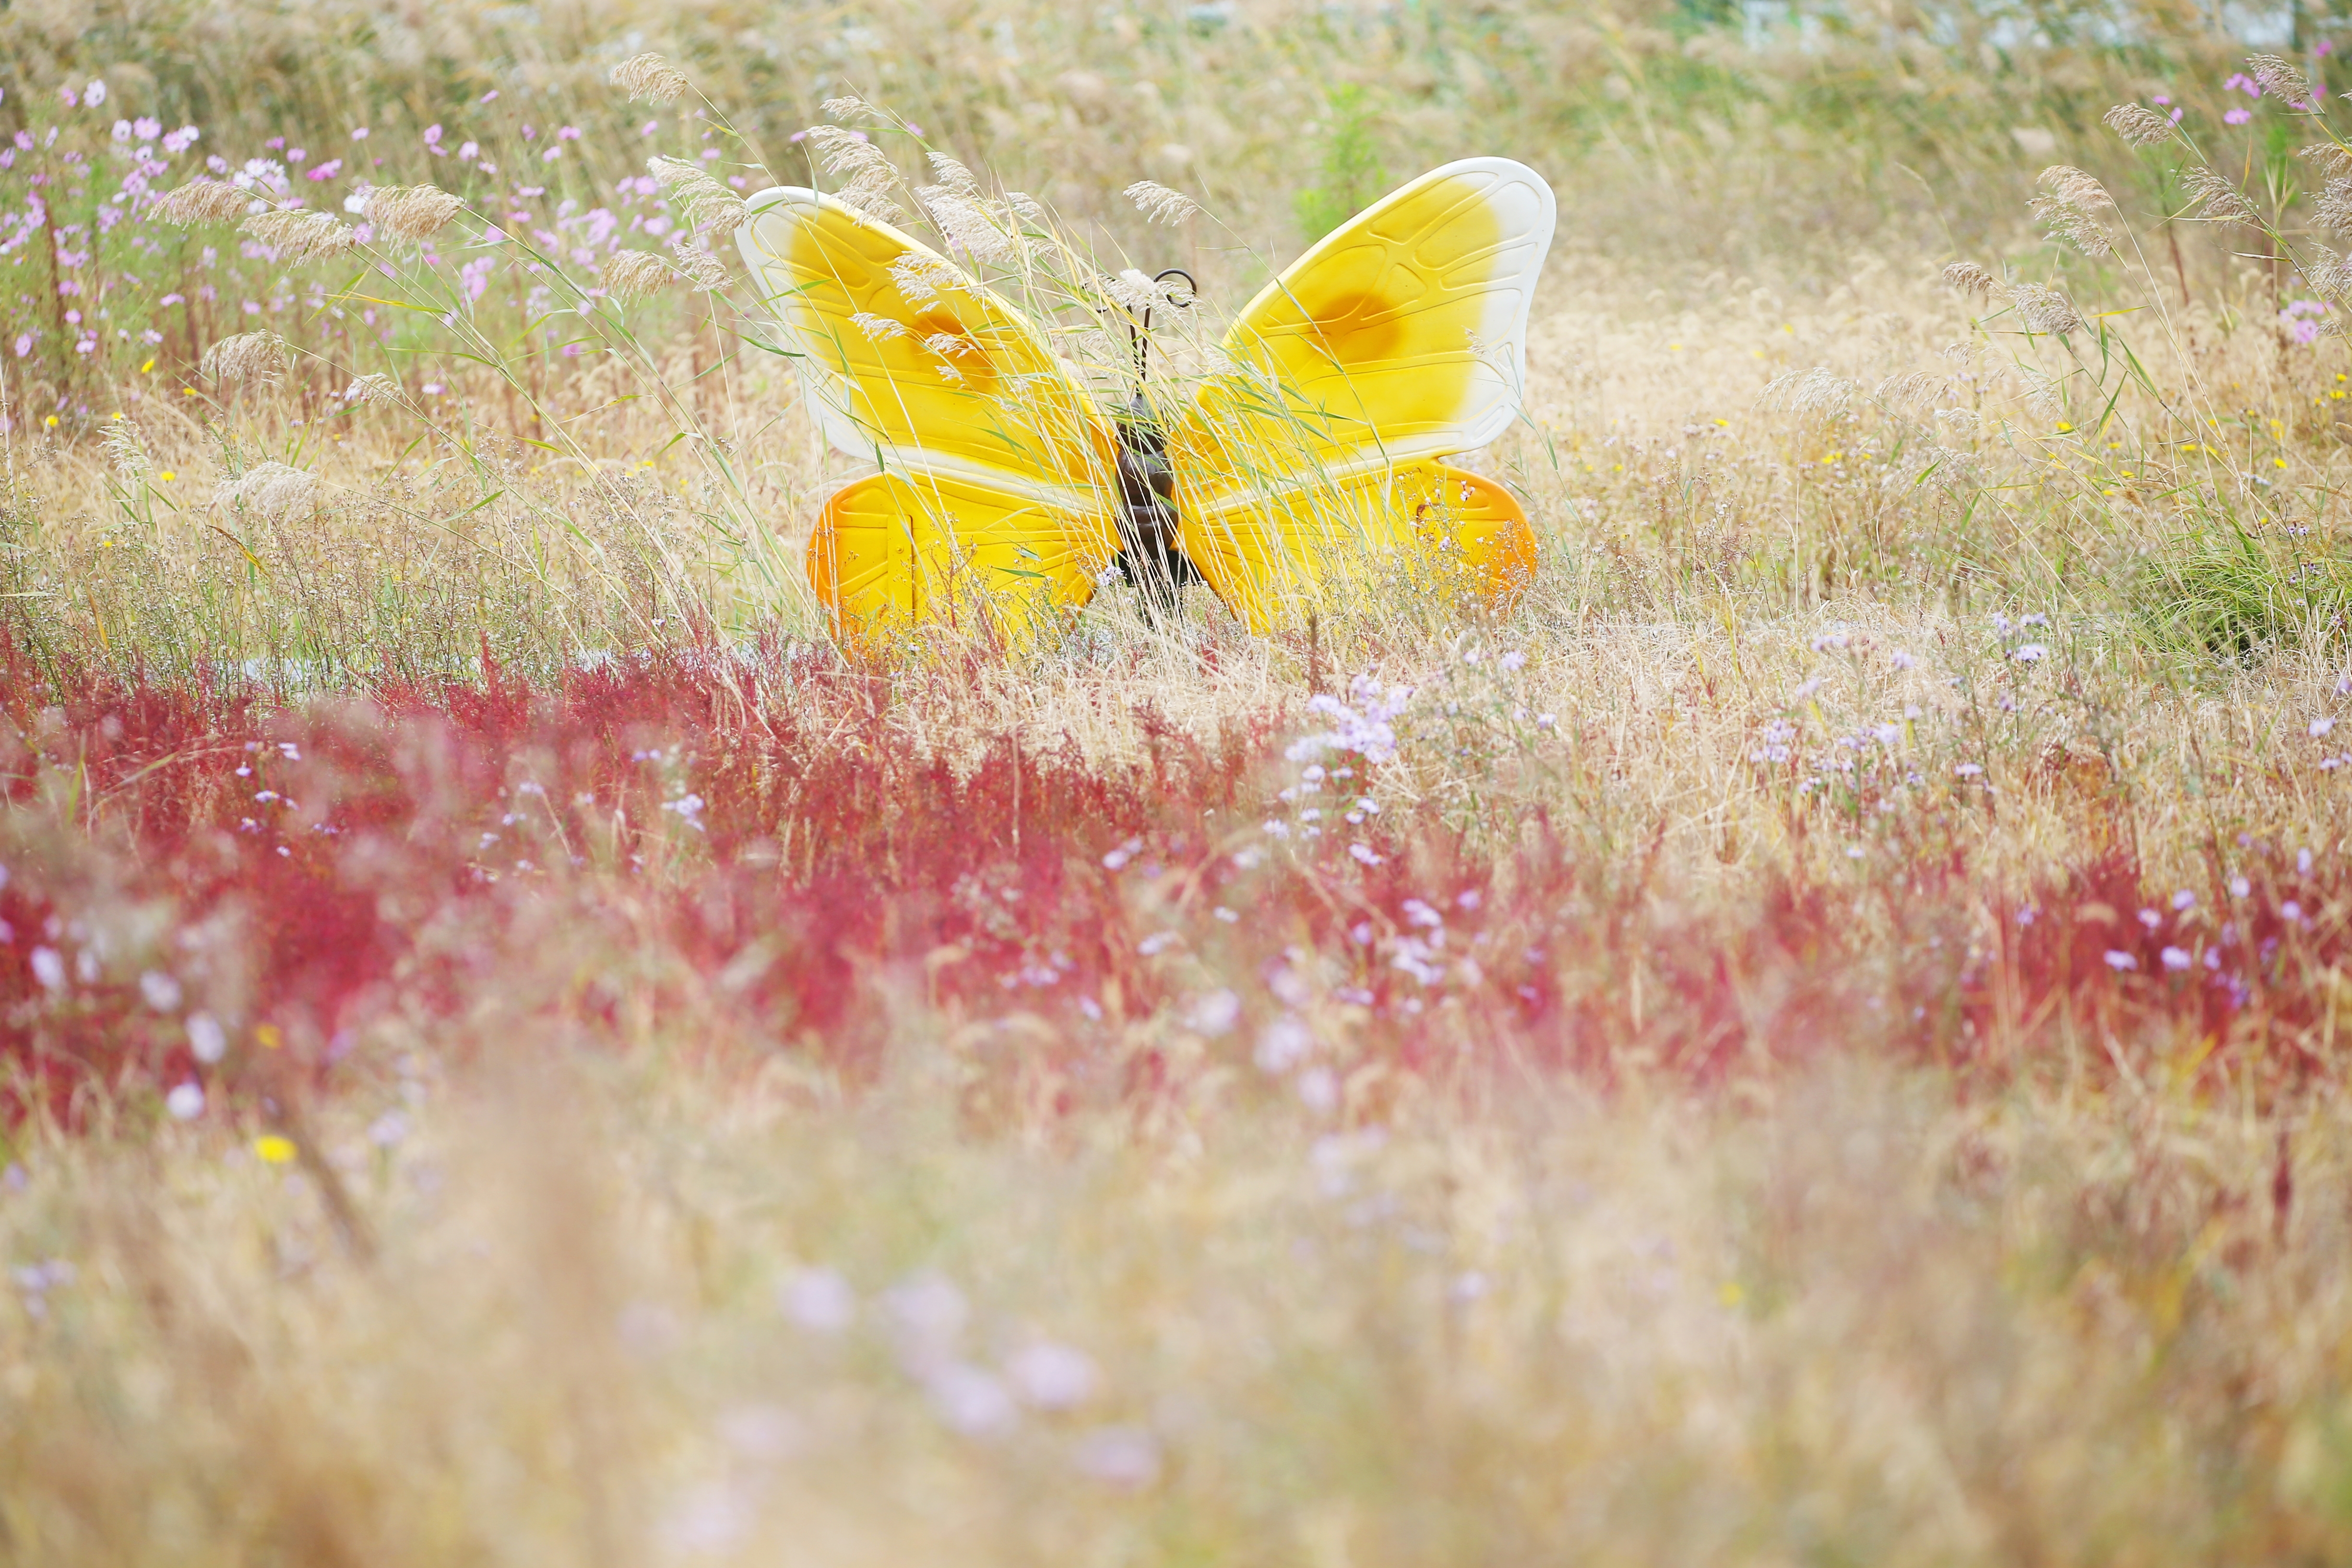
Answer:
[12, 3, 2352, 1560]
[7, 1051, 2352, 1565]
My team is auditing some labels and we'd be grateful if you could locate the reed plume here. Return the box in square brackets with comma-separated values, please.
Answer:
[2011, 283, 2082, 336]
[802, 127, 902, 221]
[366, 185, 467, 243]
[1104, 268, 1178, 314]
[611, 52, 690, 104]
[2103, 103, 2178, 147]
[240, 209, 356, 262]
[2029, 167, 2113, 257]
[2305, 148, 2352, 190]
[925, 150, 981, 197]
[2249, 52, 2316, 108]
[917, 187, 1022, 267]
[100, 418, 149, 484]
[213, 461, 319, 520]
[343, 373, 403, 409]
[1758, 366, 1856, 419]
[647, 156, 748, 236]
[201, 330, 291, 383]
[669, 242, 729, 290]
[2179, 168, 2256, 226]
[889, 251, 960, 306]
[2317, 178, 2352, 240]
[1942, 261, 2000, 298]
[1124, 180, 1200, 224]
[154, 177, 251, 225]
[603, 249, 681, 304]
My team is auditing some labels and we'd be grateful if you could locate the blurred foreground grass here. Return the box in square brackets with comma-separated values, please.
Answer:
[9, 1050, 2352, 1564]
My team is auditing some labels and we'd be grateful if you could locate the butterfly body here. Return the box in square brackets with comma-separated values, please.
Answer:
[1111, 398, 1202, 616]
[738, 157, 1556, 648]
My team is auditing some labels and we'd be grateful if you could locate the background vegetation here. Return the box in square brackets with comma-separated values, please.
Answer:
[11, 1, 2352, 1562]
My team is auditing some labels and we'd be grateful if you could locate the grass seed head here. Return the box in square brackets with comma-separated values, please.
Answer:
[669, 242, 729, 291]
[603, 249, 680, 304]
[1942, 260, 2001, 298]
[611, 51, 690, 104]
[2103, 103, 2179, 147]
[2180, 168, 2257, 226]
[2029, 167, 2114, 257]
[343, 373, 404, 410]
[889, 252, 957, 306]
[2029, 196, 2111, 258]
[2318, 178, 2352, 240]
[200, 330, 291, 383]
[1759, 365, 1856, 420]
[152, 178, 250, 226]
[2249, 52, 2315, 108]
[2303, 143, 2352, 179]
[1125, 179, 1201, 225]
[800, 127, 906, 221]
[366, 185, 466, 243]
[2011, 282, 2082, 336]
[2307, 246, 2352, 301]
[1104, 268, 1174, 314]
[2038, 165, 2114, 210]
[1874, 370, 1953, 409]
[2017, 365, 2062, 420]
[213, 461, 319, 521]
[239, 209, 356, 263]
[647, 155, 747, 236]
[835, 174, 903, 222]
[917, 188, 1022, 267]
[100, 418, 150, 484]
[804, 126, 892, 179]
[925, 150, 981, 197]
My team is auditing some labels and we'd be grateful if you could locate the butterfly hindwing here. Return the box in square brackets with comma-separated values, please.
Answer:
[1178, 462, 1537, 633]
[812, 469, 1113, 649]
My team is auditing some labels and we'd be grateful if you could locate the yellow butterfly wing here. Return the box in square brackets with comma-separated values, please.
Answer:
[1178, 462, 1537, 633]
[809, 470, 1112, 652]
[1164, 158, 1555, 631]
[734, 186, 1120, 644]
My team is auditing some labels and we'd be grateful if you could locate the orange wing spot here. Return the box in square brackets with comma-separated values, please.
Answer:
[1299, 290, 1410, 366]
[908, 311, 999, 390]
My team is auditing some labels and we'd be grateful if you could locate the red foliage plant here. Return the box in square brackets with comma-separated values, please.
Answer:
[0, 632, 2341, 1126]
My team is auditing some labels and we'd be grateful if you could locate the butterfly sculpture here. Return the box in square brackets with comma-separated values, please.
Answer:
[735, 157, 1556, 647]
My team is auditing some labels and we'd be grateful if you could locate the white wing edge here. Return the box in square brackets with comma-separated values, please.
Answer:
[1222, 156, 1556, 375]
[736, 186, 1114, 513]
[1193, 157, 1556, 471]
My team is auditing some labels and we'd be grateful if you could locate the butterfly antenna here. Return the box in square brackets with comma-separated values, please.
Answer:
[1137, 268, 1197, 384]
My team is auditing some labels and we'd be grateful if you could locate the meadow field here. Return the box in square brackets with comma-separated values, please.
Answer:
[12, 0, 2352, 1560]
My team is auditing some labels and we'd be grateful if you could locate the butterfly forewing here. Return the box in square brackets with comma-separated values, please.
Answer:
[738, 188, 1118, 494]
